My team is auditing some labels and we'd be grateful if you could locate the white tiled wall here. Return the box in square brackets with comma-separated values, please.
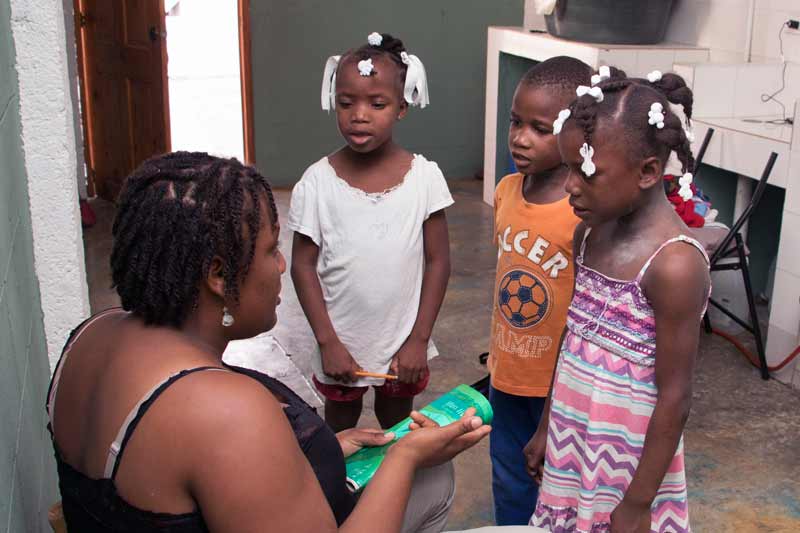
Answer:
[598, 48, 711, 79]
[751, 0, 800, 63]
[668, 0, 753, 58]
[523, 0, 800, 64]
[666, 0, 800, 63]
[683, 61, 799, 119]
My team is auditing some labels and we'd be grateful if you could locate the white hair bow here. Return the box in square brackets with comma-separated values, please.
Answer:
[576, 85, 604, 102]
[401, 51, 430, 108]
[647, 70, 663, 83]
[579, 143, 596, 177]
[591, 65, 611, 86]
[358, 58, 374, 77]
[552, 109, 571, 135]
[678, 172, 693, 201]
[321, 55, 341, 111]
[648, 102, 665, 129]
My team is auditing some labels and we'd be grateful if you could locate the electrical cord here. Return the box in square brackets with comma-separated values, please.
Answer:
[742, 21, 794, 126]
[711, 328, 800, 373]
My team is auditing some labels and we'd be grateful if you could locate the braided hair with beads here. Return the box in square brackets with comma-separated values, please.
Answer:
[342, 33, 409, 86]
[110, 151, 278, 327]
[565, 72, 695, 181]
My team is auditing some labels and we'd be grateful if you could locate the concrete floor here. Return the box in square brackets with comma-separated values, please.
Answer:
[83, 179, 800, 532]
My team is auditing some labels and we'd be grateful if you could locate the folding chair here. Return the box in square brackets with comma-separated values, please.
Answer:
[701, 151, 779, 380]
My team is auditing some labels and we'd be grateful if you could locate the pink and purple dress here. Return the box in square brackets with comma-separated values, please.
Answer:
[531, 231, 709, 533]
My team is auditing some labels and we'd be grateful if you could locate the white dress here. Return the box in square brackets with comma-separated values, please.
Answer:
[288, 154, 454, 387]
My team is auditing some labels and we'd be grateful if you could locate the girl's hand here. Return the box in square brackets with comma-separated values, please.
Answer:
[336, 428, 395, 458]
[389, 407, 491, 469]
[320, 338, 361, 383]
[523, 426, 548, 484]
[610, 498, 651, 533]
[390, 336, 428, 383]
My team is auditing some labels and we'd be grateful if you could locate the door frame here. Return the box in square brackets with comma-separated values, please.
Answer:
[72, 0, 93, 196]
[238, 0, 256, 165]
[73, 0, 171, 197]
[73, 0, 255, 197]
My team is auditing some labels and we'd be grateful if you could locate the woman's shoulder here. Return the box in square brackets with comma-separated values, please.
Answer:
[177, 368, 287, 435]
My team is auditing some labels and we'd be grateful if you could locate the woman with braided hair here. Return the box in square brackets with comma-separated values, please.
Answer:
[45, 152, 490, 533]
[524, 74, 711, 532]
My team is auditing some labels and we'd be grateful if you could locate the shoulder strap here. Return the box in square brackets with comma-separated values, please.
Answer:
[577, 227, 592, 263]
[47, 308, 126, 427]
[635, 234, 710, 283]
[104, 366, 228, 480]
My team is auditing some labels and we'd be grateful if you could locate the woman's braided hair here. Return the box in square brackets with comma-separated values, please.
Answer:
[111, 151, 278, 327]
[568, 72, 695, 175]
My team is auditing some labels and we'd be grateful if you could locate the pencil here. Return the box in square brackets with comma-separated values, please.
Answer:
[355, 371, 399, 381]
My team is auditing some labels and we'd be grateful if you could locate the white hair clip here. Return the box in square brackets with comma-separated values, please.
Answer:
[576, 85, 604, 103]
[579, 143, 596, 177]
[591, 65, 611, 86]
[552, 109, 571, 135]
[678, 172, 693, 201]
[647, 70, 663, 83]
[400, 51, 430, 108]
[648, 102, 665, 129]
[358, 58, 374, 76]
[321, 55, 341, 111]
[367, 32, 382, 46]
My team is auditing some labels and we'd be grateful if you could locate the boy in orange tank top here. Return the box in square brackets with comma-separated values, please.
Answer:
[488, 56, 600, 525]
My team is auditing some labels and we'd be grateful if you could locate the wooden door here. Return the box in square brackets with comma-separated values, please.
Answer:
[75, 0, 170, 201]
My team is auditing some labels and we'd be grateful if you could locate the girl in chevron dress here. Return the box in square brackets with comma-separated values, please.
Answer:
[525, 71, 711, 533]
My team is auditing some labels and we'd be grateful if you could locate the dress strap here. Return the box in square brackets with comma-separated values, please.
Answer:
[47, 308, 126, 428]
[635, 234, 710, 283]
[103, 366, 229, 480]
[577, 227, 592, 263]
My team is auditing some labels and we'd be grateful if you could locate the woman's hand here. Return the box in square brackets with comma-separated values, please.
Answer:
[610, 498, 651, 533]
[389, 336, 428, 384]
[336, 428, 395, 458]
[389, 407, 491, 469]
[523, 425, 548, 484]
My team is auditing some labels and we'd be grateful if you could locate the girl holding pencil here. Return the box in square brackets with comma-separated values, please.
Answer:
[290, 32, 452, 432]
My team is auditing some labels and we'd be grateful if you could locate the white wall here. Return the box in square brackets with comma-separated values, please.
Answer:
[667, 0, 800, 63]
[524, 0, 800, 64]
[10, 0, 91, 370]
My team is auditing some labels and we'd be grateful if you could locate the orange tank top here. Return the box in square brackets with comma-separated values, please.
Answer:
[488, 173, 580, 397]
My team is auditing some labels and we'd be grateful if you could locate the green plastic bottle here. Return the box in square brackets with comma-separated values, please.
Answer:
[344, 384, 493, 492]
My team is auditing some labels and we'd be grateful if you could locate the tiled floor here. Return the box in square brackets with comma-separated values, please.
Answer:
[82, 179, 800, 531]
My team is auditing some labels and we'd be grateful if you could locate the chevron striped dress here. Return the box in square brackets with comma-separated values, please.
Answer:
[531, 232, 708, 533]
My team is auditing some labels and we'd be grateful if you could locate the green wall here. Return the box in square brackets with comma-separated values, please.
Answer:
[249, 0, 524, 186]
[495, 52, 537, 183]
[0, 0, 59, 530]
